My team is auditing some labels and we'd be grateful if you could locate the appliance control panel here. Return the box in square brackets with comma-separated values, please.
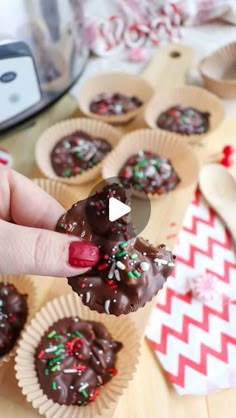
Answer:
[0, 41, 41, 125]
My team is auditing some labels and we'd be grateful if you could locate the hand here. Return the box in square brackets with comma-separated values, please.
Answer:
[0, 166, 100, 276]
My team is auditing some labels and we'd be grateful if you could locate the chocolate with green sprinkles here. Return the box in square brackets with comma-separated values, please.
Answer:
[119, 150, 180, 195]
[56, 183, 175, 315]
[157, 105, 210, 135]
[50, 130, 111, 178]
[35, 317, 122, 406]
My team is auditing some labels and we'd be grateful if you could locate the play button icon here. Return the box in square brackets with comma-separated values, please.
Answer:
[86, 176, 151, 240]
[109, 196, 131, 222]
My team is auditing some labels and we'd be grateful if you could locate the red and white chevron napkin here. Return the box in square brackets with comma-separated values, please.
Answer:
[146, 190, 236, 395]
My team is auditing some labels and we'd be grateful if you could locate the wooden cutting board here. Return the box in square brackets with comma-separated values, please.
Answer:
[0, 43, 235, 418]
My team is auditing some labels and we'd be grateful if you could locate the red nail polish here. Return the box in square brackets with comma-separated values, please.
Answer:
[68, 241, 100, 268]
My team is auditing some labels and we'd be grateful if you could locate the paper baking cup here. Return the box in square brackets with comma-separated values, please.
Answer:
[102, 129, 199, 200]
[78, 72, 154, 124]
[35, 118, 121, 185]
[144, 85, 225, 143]
[33, 178, 78, 210]
[0, 275, 37, 368]
[199, 42, 236, 98]
[15, 293, 140, 418]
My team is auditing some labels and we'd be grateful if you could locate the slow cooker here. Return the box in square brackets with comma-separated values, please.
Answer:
[0, 0, 89, 132]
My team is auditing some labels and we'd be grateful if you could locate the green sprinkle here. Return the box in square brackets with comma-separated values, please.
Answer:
[44, 369, 49, 376]
[132, 269, 141, 278]
[55, 348, 63, 356]
[134, 160, 148, 170]
[130, 253, 137, 260]
[81, 390, 88, 399]
[52, 381, 57, 390]
[81, 401, 87, 406]
[63, 169, 71, 177]
[75, 330, 83, 338]
[119, 241, 128, 249]
[127, 271, 135, 279]
[48, 330, 56, 339]
[51, 365, 60, 372]
[116, 250, 127, 258]
[49, 355, 63, 365]
[59, 223, 66, 229]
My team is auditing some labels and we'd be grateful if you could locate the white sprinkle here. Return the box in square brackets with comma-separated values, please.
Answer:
[113, 299, 117, 302]
[86, 292, 91, 304]
[140, 262, 150, 272]
[116, 261, 125, 270]
[81, 231, 86, 238]
[104, 300, 111, 314]
[168, 262, 175, 267]
[97, 376, 103, 385]
[108, 262, 116, 279]
[89, 283, 93, 287]
[64, 369, 78, 374]
[114, 269, 121, 281]
[154, 258, 168, 265]
[138, 150, 144, 157]
[73, 317, 79, 322]
[45, 346, 57, 353]
[79, 383, 89, 392]
[143, 252, 147, 256]
[70, 385, 74, 390]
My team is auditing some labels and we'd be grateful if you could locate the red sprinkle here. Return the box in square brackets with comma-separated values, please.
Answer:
[89, 387, 99, 402]
[108, 368, 118, 376]
[37, 350, 44, 359]
[98, 263, 109, 271]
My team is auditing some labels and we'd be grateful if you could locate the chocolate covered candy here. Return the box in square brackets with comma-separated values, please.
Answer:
[0, 283, 28, 357]
[56, 183, 175, 315]
[35, 317, 122, 406]
[118, 150, 180, 194]
[157, 105, 210, 135]
[89, 93, 142, 116]
[51, 130, 111, 178]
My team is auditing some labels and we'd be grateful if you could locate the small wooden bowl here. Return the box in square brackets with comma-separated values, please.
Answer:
[35, 118, 121, 185]
[199, 42, 236, 98]
[102, 129, 199, 200]
[144, 85, 225, 143]
[78, 72, 154, 124]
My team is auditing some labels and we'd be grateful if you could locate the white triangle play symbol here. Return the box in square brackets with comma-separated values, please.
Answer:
[109, 197, 131, 222]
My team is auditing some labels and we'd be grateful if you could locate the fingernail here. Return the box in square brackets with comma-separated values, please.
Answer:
[68, 241, 100, 268]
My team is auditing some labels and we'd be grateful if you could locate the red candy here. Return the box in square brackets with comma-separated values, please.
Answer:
[220, 156, 233, 167]
[223, 145, 234, 156]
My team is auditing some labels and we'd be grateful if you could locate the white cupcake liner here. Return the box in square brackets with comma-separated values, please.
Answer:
[35, 118, 121, 185]
[15, 293, 140, 418]
[78, 72, 154, 124]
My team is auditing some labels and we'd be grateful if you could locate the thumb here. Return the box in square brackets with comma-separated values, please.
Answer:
[0, 220, 100, 277]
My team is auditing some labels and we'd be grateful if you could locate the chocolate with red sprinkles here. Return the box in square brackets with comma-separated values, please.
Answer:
[35, 317, 122, 406]
[50, 130, 111, 178]
[157, 105, 210, 135]
[118, 150, 180, 195]
[0, 283, 28, 357]
[89, 92, 142, 116]
[56, 183, 175, 315]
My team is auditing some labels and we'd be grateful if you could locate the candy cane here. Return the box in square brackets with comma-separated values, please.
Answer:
[124, 23, 148, 49]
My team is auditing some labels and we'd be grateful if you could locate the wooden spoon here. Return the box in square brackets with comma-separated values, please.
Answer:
[199, 163, 236, 240]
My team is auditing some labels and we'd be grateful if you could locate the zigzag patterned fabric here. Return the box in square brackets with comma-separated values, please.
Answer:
[146, 189, 236, 395]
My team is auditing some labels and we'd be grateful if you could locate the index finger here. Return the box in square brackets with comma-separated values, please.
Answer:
[0, 166, 64, 230]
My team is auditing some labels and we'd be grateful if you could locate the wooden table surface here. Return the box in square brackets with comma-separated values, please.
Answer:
[1, 43, 236, 418]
